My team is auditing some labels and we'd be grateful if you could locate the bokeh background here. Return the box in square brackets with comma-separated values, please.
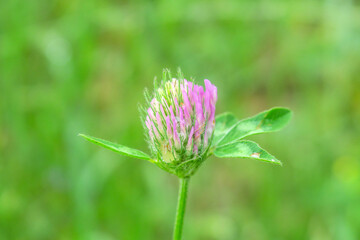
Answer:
[1, 0, 360, 239]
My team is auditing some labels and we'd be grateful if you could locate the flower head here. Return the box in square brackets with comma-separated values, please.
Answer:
[142, 69, 217, 177]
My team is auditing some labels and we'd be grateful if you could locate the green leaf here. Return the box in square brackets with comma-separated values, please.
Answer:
[215, 107, 292, 147]
[214, 140, 282, 165]
[79, 134, 152, 161]
[213, 112, 238, 145]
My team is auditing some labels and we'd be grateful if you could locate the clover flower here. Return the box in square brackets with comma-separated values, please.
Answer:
[142, 72, 218, 176]
[79, 69, 292, 240]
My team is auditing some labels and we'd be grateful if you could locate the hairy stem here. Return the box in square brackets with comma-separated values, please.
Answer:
[173, 177, 190, 240]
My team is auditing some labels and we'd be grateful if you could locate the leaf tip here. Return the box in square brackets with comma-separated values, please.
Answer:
[270, 106, 292, 115]
[78, 134, 92, 142]
[266, 107, 293, 130]
[275, 160, 283, 167]
[78, 133, 87, 138]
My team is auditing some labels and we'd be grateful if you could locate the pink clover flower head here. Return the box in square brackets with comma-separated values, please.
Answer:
[143, 69, 217, 166]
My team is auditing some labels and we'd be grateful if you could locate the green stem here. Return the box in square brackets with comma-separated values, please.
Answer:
[173, 177, 190, 240]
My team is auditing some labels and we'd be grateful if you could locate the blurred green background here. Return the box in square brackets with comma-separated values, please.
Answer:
[1, 0, 360, 239]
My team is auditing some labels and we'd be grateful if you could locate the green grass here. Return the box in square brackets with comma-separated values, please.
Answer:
[1, 0, 360, 239]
